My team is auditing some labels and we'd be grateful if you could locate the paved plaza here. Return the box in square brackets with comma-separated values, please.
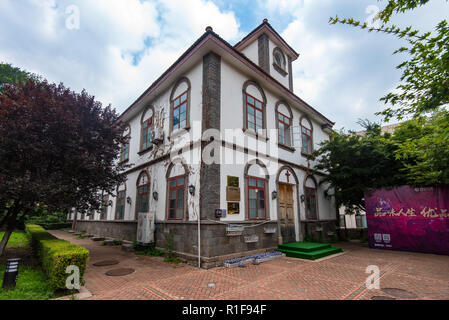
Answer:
[50, 230, 449, 300]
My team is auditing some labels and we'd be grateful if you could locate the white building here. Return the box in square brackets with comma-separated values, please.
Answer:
[71, 20, 338, 267]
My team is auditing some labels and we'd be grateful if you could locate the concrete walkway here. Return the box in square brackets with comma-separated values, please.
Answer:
[50, 230, 449, 300]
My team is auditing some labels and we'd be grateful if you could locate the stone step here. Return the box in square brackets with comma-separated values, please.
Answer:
[122, 243, 134, 252]
[103, 239, 115, 246]
[74, 232, 81, 235]
[68, 230, 75, 233]
[92, 236, 105, 241]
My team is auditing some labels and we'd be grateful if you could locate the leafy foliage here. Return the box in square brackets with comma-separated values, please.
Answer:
[0, 63, 40, 90]
[0, 79, 129, 229]
[25, 224, 89, 289]
[310, 121, 406, 214]
[329, 0, 449, 120]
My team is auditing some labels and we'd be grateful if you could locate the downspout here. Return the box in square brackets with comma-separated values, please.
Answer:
[198, 210, 201, 269]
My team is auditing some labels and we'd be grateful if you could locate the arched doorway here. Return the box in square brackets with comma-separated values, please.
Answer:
[277, 166, 299, 243]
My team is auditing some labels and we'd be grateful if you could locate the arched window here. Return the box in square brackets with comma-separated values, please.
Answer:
[300, 117, 313, 155]
[273, 47, 287, 76]
[304, 176, 318, 220]
[120, 125, 130, 162]
[140, 107, 154, 152]
[135, 171, 150, 220]
[100, 193, 109, 220]
[170, 77, 191, 134]
[276, 101, 293, 147]
[115, 182, 126, 220]
[166, 162, 188, 220]
[242, 80, 267, 134]
[244, 160, 270, 220]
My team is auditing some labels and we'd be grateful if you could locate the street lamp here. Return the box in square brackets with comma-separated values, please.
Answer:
[2, 258, 20, 289]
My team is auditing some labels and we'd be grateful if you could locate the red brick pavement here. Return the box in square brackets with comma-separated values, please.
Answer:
[50, 231, 449, 300]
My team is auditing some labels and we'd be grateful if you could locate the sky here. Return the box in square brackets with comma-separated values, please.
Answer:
[0, 0, 447, 131]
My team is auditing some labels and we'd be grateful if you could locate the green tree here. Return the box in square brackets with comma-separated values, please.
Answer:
[310, 121, 406, 215]
[0, 62, 40, 88]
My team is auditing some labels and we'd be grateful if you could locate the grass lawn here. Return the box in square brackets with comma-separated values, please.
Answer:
[0, 265, 55, 300]
[0, 231, 30, 250]
[0, 231, 57, 300]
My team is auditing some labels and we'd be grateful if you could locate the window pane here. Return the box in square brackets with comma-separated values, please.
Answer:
[250, 207, 257, 219]
[177, 177, 185, 186]
[180, 120, 186, 129]
[173, 112, 179, 127]
[174, 98, 180, 107]
[249, 189, 257, 199]
[176, 208, 183, 219]
[247, 95, 254, 105]
[170, 180, 176, 187]
[180, 112, 186, 121]
[257, 180, 264, 188]
[177, 189, 184, 208]
[169, 209, 175, 219]
[181, 92, 187, 103]
[255, 100, 262, 109]
[170, 190, 176, 199]
[248, 121, 255, 130]
[169, 199, 176, 210]
[181, 103, 187, 114]
[258, 208, 265, 218]
[248, 105, 255, 116]
[249, 178, 256, 187]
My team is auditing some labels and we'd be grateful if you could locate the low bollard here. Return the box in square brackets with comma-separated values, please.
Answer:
[2, 258, 21, 289]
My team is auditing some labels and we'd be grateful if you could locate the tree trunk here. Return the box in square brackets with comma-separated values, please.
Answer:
[0, 229, 12, 256]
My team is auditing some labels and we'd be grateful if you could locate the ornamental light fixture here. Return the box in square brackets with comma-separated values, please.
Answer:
[188, 185, 196, 196]
[126, 196, 132, 204]
[153, 191, 159, 201]
[301, 194, 306, 203]
[272, 191, 278, 200]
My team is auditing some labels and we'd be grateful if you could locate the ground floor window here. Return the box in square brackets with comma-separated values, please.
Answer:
[136, 172, 150, 220]
[168, 175, 185, 220]
[305, 187, 317, 220]
[115, 190, 126, 220]
[248, 176, 267, 220]
[101, 194, 109, 220]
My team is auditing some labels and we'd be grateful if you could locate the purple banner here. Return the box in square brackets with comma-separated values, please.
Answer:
[365, 185, 449, 256]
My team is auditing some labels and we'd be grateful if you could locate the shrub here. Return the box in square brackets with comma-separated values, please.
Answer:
[25, 224, 89, 290]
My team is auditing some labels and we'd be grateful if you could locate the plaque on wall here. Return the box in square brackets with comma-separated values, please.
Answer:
[227, 202, 240, 215]
[226, 187, 240, 202]
[227, 176, 239, 187]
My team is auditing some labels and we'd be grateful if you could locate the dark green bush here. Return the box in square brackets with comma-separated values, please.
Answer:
[25, 224, 89, 289]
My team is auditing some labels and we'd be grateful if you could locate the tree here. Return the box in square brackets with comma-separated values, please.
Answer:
[392, 110, 449, 185]
[329, 0, 449, 121]
[310, 121, 407, 215]
[0, 79, 129, 255]
[0, 62, 40, 90]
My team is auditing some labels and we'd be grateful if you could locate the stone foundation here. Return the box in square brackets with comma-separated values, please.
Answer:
[301, 220, 338, 243]
[73, 220, 137, 241]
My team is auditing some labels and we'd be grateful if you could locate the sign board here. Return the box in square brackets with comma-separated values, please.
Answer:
[215, 209, 227, 218]
[365, 185, 449, 256]
[227, 176, 239, 187]
[226, 187, 240, 202]
[227, 202, 240, 215]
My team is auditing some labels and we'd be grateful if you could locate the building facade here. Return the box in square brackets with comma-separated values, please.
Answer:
[71, 20, 338, 267]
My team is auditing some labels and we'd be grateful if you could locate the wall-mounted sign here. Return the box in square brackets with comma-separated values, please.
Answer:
[227, 202, 240, 215]
[215, 209, 226, 218]
[226, 187, 240, 202]
[227, 176, 239, 187]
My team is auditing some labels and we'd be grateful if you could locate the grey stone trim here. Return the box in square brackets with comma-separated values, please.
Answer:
[288, 56, 293, 91]
[258, 33, 270, 74]
[75, 220, 137, 241]
[200, 52, 221, 220]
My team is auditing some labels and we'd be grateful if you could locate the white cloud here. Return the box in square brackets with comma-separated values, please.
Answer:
[0, 0, 239, 112]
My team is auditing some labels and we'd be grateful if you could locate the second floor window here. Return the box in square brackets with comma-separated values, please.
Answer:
[246, 94, 264, 132]
[141, 117, 153, 151]
[172, 91, 188, 132]
[136, 172, 150, 220]
[120, 125, 130, 162]
[278, 112, 291, 146]
[301, 126, 313, 155]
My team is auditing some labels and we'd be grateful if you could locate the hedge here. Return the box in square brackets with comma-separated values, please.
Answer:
[25, 224, 89, 290]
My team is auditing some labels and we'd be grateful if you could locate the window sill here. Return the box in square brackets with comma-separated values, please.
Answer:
[301, 151, 313, 158]
[242, 128, 269, 141]
[273, 63, 288, 77]
[168, 126, 191, 141]
[138, 145, 153, 156]
[278, 143, 295, 153]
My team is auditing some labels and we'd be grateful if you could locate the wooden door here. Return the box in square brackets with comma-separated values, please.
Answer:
[279, 184, 296, 243]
